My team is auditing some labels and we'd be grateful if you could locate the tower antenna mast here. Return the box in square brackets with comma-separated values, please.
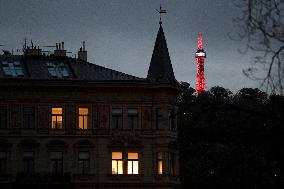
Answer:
[195, 32, 207, 94]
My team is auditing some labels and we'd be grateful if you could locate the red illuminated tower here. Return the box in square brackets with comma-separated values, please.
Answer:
[195, 32, 206, 94]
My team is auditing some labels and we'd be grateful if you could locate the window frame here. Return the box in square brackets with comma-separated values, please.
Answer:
[22, 151, 34, 175]
[111, 151, 140, 175]
[156, 108, 163, 130]
[169, 152, 177, 176]
[0, 151, 7, 175]
[168, 109, 175, 131]
[156, 152, 164, 175]
[51, 107, 63, 129]
[78, 151, 90, 174]
[0, 106, 7, 129]
[127, 152, 139, 175]
[50, 151, 63, 175]
[78, 108, 89, 130]
[23, 107, 35, 129]
[112, 151, 123, 174]
[127, 108, 138, 130]
[111, 108, 123, 130]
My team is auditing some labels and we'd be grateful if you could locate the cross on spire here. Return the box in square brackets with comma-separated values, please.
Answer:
[156, 5, 167, 25]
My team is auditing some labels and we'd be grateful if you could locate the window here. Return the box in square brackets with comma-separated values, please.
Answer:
[127, 152, 139, 174]
[23, 151, 34, 175]
[51, 108, 63, 129]
[50, 151, 63, 175]
[111, 151, 140, 175]
[112, 109, 123, 129]
[156, 108, 163, 130]
[168, 110, 175, 131]
[112, 152, 123, 174]
[1, 61, 24, 77]
[78, 108, 88, 129]
[128, 109, 138, 130]
[23, 107, 35, 129]
[169, 152, 177, 176]
[157, 152, 163, 174]
[0, 152, 7, 175]
[0, 106, 7, 129]
[78, 151, 90, 174]
[46, 62, 69, 78]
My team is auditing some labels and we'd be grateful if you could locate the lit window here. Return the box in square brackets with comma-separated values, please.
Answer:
[0, 106, 7, 129]
[51, 108, 63, 129]
[169, 152, 176, 176]
[23, 151, 34, 175]
[128, 109, 138, 130]
[78, 108, 88, 129]
[50, 151, 63, 175]
[112, 152, 123, 174]
[157, 152, 163, 174]
[0, 152, 7, 174]
[1, 61, 24, 77]
[47, 62, 69, 78]
[23, 107, 35, 129]
[156, 108, 163, 130]
[127, 152, 139, 174]
[78, 151, 90, 174]
[112, 109, 123, 129]
[168, 110, 175, 131]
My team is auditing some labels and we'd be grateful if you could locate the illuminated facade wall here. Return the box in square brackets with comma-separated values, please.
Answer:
[0, 76, 180, 189]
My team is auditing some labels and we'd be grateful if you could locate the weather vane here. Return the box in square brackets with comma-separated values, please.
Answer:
[156, 5, 167, 24]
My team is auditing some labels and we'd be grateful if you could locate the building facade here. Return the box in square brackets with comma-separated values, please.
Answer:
[0, 23, 182, 188]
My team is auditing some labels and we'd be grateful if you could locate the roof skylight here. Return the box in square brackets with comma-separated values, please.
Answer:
[1, 61, 24, 77]
[47, 62, 70, 78]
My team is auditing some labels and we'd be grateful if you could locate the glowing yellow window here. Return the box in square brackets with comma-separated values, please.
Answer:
[78, 108, 88, 129]
[157, 152, 163, 174]
[112, 152, 123, 174]
[127, 152, 139, 174]
[51, 108, 63, 129]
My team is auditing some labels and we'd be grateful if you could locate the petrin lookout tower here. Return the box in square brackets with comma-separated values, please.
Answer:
[195, 32, 206, 94]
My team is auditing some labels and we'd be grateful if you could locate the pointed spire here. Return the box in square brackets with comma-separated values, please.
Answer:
[147, 24, 176, 83]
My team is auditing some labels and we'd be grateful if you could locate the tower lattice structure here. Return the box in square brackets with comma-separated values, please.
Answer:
[195, 32, 206, 94]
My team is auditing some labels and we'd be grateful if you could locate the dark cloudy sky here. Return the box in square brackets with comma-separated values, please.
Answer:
[0, 0, 260, 92]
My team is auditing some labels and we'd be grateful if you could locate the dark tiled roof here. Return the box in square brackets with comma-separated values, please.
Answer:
[0, 55, 144, 81]
[0, 24, 178, 84]
[147, 24, 176, 83]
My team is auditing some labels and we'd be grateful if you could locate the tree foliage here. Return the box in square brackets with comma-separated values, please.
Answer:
[178, 86, 284, 189]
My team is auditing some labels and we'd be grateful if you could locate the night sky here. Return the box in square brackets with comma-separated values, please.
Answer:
[0, 0, 260, 92]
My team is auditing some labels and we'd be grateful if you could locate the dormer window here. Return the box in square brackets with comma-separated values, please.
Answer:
[1, 61, 24, 77]
[46, 62, 69, 78]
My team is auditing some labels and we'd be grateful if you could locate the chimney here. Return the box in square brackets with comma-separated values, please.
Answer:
[78, 41, 87, 62]
[24, 41, 42, 57]
[54, 41, 66, 57]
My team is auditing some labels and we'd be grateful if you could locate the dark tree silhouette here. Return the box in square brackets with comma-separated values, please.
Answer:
[178, 86, 284, 189]
[233, 0, 284, 94]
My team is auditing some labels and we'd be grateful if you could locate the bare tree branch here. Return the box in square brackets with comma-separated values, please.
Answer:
[234, 0, 284, 94]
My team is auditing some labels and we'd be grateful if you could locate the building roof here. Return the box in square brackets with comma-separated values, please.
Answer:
[147, 24, 176, 83]
[0, 24, 178, 85]
[0, 55, 143, 81]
